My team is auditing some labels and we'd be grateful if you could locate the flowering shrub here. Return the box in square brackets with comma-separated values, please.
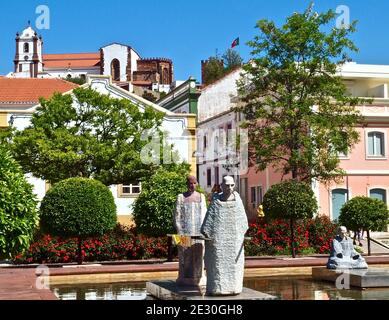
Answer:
[13, 216, 338, 264]
[245, 216, 337, 256]
[13, 224, 169, 264]
[307, 216, 338, 254]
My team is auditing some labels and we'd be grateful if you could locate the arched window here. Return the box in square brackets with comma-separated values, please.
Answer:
[370, 188, 387, 204]
[24, 43, 29, 53]
[367, 131, 385, 156]
[162, 68, 169, 84]
[111, 59, 120, 81]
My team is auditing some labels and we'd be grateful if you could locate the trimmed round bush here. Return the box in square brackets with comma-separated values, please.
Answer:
[40, 177, 117, 238]
[263, 180, 318, 220]
[262, 180, 318, 258]
[0, 147, 39, 259]
[339, 196, 388, 232]
[132, 168, 188, 237]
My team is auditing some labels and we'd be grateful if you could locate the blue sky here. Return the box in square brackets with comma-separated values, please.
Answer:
[0, 0, 387, 81]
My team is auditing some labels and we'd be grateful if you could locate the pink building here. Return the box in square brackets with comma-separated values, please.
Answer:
[243, 63, 389, 222]
[161, 62, 389, 225]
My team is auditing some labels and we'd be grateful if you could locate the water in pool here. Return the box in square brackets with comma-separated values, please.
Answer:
[51, 275, 389, 300]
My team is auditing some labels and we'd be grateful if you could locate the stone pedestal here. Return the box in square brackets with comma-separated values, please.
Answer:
[146, 280, 278, 300]
[175, 236, 206, 287]
[312, 267, 389, 288]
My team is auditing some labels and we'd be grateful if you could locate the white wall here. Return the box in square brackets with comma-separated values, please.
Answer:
[198, 112, 236, 192]
[89, 77, 191, 164]
[197, 68, 241, 123]
[40, 68, 100, 79]
[130, 48, 139, 77]
[102, 44, 129, 81]
[6, 76, 193, 217]
[109, 185, 137, 216]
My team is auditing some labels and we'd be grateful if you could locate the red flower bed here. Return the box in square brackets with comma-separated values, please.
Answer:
[245, 216, 338, 256]
[13, 224, 169, 264]
[13, 217, 337, 264]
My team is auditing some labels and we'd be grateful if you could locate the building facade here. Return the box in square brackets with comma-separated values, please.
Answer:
[157, 77, 201, 114]
[160, 62, 389, 224]
[7, 25, 174, 93]
[0, 75, 196, 225]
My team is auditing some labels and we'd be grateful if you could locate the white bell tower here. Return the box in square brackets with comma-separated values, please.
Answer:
[14, 22, 43, 78]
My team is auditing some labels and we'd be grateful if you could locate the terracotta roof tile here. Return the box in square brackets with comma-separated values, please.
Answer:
[43, 53, 100, 69]
[0, 78, 78, 103]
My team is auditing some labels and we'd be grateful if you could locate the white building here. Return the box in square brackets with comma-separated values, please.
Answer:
[7, 25, 174, 94]
[0, 75, 196, 225]
[12, 25, 43, 78]
[196, 68, 243, 194]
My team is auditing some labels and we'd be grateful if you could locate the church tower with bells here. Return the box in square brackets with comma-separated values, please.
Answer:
[14, 21, 43, 78]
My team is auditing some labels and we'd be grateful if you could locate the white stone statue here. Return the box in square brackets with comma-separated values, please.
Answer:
[200, 176, 249, 295]
[173, 176, 207, 287]
[327, 226, 368, 269]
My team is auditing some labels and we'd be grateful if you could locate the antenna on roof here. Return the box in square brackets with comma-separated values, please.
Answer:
[27, 20, 31, 27]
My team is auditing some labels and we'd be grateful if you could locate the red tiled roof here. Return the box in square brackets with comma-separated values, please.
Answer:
[0, 78, 79, 103]
[43, 53, 100, 69]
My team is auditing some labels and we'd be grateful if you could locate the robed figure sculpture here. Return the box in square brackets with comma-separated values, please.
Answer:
[201, 176, 248, 295]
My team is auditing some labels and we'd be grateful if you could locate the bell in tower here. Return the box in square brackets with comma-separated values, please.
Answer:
[13, 22, 43, 78]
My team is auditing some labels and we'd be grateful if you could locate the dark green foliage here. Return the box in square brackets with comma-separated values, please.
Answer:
[262, 180, 318, 258]
[202, 49, 244, 85]
[40, 177, 117, 238]
[237, 4, 368, 182]
[263, 180, 318, 220]
[13, 225, 169, 264]
[9, 87, 165, 185]
[339, 196, 388, 232]
[0, 147, 39, 259]
[62, 77, 86, 85]
[222, 49, 243, 71]
[245, 216, 337, 256]
[132, 165, 190, 237]
[159, 91, 167, 99]
[203, 57, 225, 85]
[142, 91, 157, 103]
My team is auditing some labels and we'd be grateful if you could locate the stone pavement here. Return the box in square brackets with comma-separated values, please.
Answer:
[351, 233, 389, 254]
[0, 267, 56, 300]
[1, 255, 389, 300]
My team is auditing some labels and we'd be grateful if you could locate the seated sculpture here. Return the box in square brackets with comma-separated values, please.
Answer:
[327, 226, 368, 270]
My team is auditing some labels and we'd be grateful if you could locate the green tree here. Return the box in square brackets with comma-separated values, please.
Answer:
[203, 50, 243, 85]
[202, 57, 225, 85]
[262, 180, 318, 257]
[0, 147, 39, 259]
[132, 164, 190, 237]
[40, 177, 117, 264]
[222, 49, 243, 71]
[142, 90, 157, 103]
[339, 196, 389, 256]
[9, 87, 166, 185]
[62, 77, 86, 85]
[237, 4, 368, 183]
